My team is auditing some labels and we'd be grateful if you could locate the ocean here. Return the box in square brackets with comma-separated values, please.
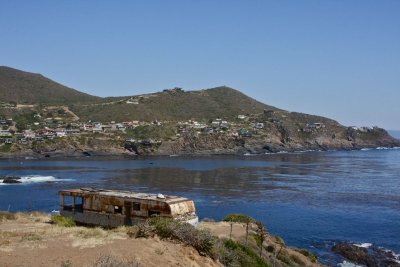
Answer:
[1, 148, 399, 266]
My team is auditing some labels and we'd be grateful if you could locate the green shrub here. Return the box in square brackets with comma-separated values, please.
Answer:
[0, 144, 12, 153]
[51, 215, 76, 227]
[223, 214, 254, 224]
[136, 217, 269, 266]
[266, 245, 275, 253]
[224, 239, 269, 267]
[145, 217, 216, 257]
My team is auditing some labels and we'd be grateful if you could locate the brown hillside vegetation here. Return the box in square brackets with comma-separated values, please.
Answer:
[72, 86, 280, 122]
[0, 66, 100, 104]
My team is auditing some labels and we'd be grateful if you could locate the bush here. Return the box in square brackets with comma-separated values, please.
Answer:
[135, 217, 269, 266]
[266, 245, 275, 253]
[224, 239, 269, 267]
[126, 226, 139, 238]
[145, 217, 216, 257]
[223, 214, 254, 224]
[51, 215, 76, 227]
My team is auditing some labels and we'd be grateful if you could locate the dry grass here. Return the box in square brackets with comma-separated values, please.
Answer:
[92, 255, 140, 267]
[0, 211, 17, 221]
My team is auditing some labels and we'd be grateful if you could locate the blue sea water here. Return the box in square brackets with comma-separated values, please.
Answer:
[0, 149, 399, 265]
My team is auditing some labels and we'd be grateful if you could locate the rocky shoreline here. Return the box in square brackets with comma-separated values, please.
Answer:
[0, 143, 399, 160]
[332, 242, 400, 267]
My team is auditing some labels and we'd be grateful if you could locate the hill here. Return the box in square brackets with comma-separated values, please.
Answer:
[0, 66, 399, 156]
[72, 86, 280, 122]
[0, 66, 100, 104]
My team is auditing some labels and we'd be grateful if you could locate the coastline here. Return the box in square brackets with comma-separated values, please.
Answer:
[1, 144, 399, 160]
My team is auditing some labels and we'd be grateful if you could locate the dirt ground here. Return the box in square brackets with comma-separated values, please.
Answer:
[0, 213, 322, 267]
[0, 213, 219, 267]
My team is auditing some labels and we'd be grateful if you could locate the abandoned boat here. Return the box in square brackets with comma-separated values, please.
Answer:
[58, 188, 198, 227]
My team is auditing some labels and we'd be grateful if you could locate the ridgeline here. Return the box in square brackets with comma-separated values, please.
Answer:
[0, 66, 399, 157]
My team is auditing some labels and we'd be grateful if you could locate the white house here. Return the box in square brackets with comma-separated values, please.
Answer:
[0, 130, 12, 137]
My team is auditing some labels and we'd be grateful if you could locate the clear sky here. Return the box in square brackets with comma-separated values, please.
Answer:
[1, 1, 399, 130]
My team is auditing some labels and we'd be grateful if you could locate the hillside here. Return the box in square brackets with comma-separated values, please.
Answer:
[0, 212, 322, 267]
[0, 66, 100, 104]
[73, 86, 280, 122]
[0, 66, 399, 157]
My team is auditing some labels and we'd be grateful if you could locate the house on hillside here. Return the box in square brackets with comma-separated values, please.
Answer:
[56, 131, 66, 137]
[0, 130, 12, 137]
[64, 129, 80, 135]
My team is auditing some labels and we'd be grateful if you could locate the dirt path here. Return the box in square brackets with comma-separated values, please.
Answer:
[62, 106, 80, 121]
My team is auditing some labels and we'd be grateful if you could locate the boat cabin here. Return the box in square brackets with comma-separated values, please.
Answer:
[58, 188, 198, 227]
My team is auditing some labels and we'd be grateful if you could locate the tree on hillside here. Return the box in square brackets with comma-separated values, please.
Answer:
[223, 214, 256, 245]
[256, 221, 268, 257]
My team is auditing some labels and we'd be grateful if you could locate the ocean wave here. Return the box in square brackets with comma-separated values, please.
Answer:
[338, 260, 363, 267]
[354, 243, 372, 248]
[0, 175, 74, 185]
[361, 147, 400, 151]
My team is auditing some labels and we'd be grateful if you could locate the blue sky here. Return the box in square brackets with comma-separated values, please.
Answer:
[1, 1, 399, 130]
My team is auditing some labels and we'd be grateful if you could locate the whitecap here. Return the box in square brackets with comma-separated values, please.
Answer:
[354, 242, 372, 248]
[338, 260, 363, 267]
[376, 147, 390, 150]
[1, 175, 74, 185]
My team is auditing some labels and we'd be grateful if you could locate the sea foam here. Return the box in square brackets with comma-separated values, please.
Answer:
[0, 175, 73, 185]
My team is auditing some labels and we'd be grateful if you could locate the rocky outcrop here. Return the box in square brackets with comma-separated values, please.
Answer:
[332, 243, 400, 267]
[1, 176, 21, 184]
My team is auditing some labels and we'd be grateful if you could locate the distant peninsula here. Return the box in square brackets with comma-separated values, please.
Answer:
[0, 66, 399, 158]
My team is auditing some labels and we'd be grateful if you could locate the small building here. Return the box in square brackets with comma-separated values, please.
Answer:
[55, 131, 66, 137]
[58, 188, 198, 227]
[24, 131, 36, 139]
[64, 129, 81, 135]
[0, 130, 12, 137]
